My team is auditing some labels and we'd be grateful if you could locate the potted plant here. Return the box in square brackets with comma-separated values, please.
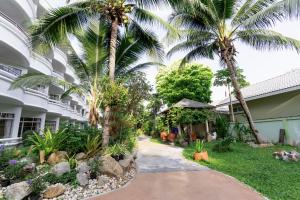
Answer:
[193, 139, 208, 161]
[160, 131, 168, 142]
[167, 132, 176, 143]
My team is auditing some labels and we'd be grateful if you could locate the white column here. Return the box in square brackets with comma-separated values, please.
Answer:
[39, 113, 47, 134]
[11, 107, 22, 138]
[55, 117, 60, 131]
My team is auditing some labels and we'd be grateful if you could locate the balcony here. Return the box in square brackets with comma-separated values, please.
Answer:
[0, 63, 22, 77]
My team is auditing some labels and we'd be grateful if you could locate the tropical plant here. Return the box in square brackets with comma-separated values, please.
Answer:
[213, 136, 234, 153]
[156, 62, 213, 105]
[215, 116, 230, 139]
[22, 130, 36, 147]
[195, 139, 204, 153]
[28, 129, 67, 157]
[233, 123, 252, 142]
[105, 143, 128, 161]
[214, 68, 250, 122]
[167, 0, 300, 144]
[28, 0, 173, 146]
[67, 154, 78, 169]
[85, 135, 102, 158]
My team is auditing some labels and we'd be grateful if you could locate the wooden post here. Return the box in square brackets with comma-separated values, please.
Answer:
[279, 129, 285, 144]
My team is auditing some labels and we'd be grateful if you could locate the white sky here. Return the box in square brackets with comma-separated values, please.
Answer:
[142, 7, 300, 103]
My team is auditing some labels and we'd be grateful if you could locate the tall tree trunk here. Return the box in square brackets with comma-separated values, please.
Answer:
[228, 84, 235, 122]
[221, 39, 263, 144]
[103, 19, 119, 147]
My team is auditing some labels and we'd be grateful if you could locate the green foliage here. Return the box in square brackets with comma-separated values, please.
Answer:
[22, 130, 36, 147]
[59, 124, 101, 155]
[105, 143, 128, 157]
[85, 135, 102, 158]
[3, 162, 26, 180]
[28, 129, 67, 156]
[88, 158, 102, 179]
[67, 155, 77, 170]
[195, 139, 204, 153]
[168, 108, 214, 125]
[233, 123, 252, 142]
[43, 170, 77, 185]
[0, 148, 16, 170]
[215, 116, 230, 139]
[156, 63, 213, 105]
[29, 176, 47, 195]
[214, 67, 250, 88]
[212, 137, 234, 153]
[183, 143, 300, 200]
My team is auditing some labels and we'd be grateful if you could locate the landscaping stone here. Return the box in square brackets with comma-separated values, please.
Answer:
[47, 151, 68, 165]
[77, 161, 90, 173]
[5, 181, 31, 200]
[23, 163, 36, 173]
[19, 157, 34, 164]
[52, 162, 71, 176]
[43, 184, 66, 199]
[100, 155, 124, 177]
[77, 173, 89, 186]
[273, 150, 300, 161]
[119, 155, 133, 170]
[75, 152, 87, 161]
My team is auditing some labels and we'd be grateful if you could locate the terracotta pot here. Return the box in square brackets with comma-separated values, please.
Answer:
[39, 150, 45, 164]
[191, 132, 197, 141]
[167, 133, 176, 142]
[194, 151, 209, 161]
[160, 131, 168, 142]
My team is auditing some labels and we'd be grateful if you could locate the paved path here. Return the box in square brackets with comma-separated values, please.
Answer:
[92, 137, 264, 200]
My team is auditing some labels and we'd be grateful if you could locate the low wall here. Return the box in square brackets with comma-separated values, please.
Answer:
[230, 116, 300, 146]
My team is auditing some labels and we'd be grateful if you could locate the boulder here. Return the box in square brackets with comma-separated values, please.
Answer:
[77, 162, 90, 174]
[23, 163, 36, 173]
[43, 184, 65, 199]
[75, 152, 86, 161]
[119, 155, 133, 170]
[100, 155, 124, 177]
[5, 181, 31, 200]
[52, 162, 70, 176]
[47, 151, 68, 165]
[76, 173, 89, 186]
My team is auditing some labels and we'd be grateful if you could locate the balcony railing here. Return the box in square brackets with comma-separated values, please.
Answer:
[0, 63, 22, 77]
[0, 10, 28, 38]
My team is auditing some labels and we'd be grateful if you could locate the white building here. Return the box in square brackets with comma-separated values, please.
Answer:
[0, 0, 89, 145]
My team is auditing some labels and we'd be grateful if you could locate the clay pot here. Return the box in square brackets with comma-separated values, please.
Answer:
[39, 150, 45, 164]
[160, 131, 168, 142]
[167, 133, 176, 142]
[191, 132, 197, 141]
[194, 151, 208, 161]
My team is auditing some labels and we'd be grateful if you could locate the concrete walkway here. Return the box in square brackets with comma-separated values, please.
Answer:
[92, 137, 264, 200]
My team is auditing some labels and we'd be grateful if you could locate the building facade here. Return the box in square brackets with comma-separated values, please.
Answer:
[217, 69, 300, 146]
[0, 0, 89, 145]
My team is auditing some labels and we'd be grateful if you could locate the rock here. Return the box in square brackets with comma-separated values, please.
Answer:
[76, 173, 89, 186]
[119, 155, 133, 170]
[47, 151, 68, 165]
[75, 152, 86, 161]
[5, 181, 31, 200]
[19, 157, 34, 164]
[77, 162, 90, 174]
[100, 155, 124, 177]
[52, 162, 70, 176]
[43, 184, 65, 199]
[23, 163, 36, 173]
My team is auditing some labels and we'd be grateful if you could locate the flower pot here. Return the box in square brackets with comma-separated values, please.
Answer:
[39, 150, 45, 164]
[194, 151, 208, 161]
[191, 132, 197, 141]
[160, 131, 168, 142]
[167, 133, 176, 142]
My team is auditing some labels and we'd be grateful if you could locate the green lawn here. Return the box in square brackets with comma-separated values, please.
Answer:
[183, 142, 300, 200]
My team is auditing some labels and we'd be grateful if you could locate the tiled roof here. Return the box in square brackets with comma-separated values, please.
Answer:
[217, 69, 300, 106]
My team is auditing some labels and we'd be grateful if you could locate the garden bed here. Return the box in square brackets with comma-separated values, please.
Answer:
[183, 142, 300, 200]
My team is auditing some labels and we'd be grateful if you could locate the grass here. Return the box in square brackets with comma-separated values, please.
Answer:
[183, 142, 300, 200]
[150, 137, 165, 144]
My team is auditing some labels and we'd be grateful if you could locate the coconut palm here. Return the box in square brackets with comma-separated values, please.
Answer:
[11, 22, 162, 134]
[167, 0, 300, 144]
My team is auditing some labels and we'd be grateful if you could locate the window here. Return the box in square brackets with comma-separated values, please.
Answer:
[233, 105, 244, 113]
[0, 113, 14, 139]
[45, 121, 57, 132]
[18, 118, 41, 137]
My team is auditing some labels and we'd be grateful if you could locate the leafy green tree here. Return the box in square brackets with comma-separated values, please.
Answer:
[156, 62, 213, 106]
[214, 67, 250, 122]
[30, 0, 173, 145]
[167, 0, 300, 144]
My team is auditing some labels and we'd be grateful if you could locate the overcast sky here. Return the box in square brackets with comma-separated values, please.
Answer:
[142, 7, 300, 103]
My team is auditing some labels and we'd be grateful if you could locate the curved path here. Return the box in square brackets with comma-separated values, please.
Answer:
[92, 137, 264, 200]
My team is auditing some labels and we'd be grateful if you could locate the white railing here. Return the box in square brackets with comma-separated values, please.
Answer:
[0, 63, 22, 77]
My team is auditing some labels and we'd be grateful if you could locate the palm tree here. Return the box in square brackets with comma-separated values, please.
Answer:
[167, 0, 300, 144]
[11, 22, 161, 140]
[30, 0, 173, 145]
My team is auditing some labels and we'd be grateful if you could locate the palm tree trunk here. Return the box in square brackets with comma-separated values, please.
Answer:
[103, 19, 119, 147]
[221, 40, 263, 144]
[228, 84, 235, 122]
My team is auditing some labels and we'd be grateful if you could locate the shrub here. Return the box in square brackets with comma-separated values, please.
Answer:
[213, 137, 234, 152]
[43, 170, 77, 185]
[22, 130, 36, 147]
[0, 147, 15, 170]
[85, 135, 102, 158]
[215, 116, 230, 139]
[28, 176, 46, 196]
[88, 157, 102, 179]
[105, 143, 128, 161]
[3, 161, 26, 180]
[67, 155, 77, 169]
